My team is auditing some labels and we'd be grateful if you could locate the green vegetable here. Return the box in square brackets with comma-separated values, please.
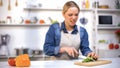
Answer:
[98, 40, 106, 43]
[82, 57, 96, 63]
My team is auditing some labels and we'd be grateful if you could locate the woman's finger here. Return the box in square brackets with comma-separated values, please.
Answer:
[87, 52, 98, 60]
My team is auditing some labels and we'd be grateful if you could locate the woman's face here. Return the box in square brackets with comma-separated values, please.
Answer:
[63, 7, 79, 27]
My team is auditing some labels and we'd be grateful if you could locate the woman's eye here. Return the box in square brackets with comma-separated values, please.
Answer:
[68, 14, 72, 16]
[68, 14, 78, 17]
[75, 14, 78, 16]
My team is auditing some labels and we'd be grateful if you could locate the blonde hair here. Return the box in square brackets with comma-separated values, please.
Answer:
[62, 1, 80, 14]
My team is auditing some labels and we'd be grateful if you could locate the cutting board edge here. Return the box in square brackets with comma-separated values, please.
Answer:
[74, 60, 112, 67]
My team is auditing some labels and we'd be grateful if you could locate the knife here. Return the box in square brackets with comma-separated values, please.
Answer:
[79, 55, 87, 59]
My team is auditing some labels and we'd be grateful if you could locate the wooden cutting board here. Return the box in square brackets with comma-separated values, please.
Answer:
[74, 60, 112, 67]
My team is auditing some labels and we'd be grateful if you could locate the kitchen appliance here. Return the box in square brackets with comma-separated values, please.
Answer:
[15, 48, 23, 56]
[31, 49, 42, 55]
[98, 14, 118, 27]
[0, 34, 10, 56]
[15, 48, 30, 56]
[99, 15, 112, 25]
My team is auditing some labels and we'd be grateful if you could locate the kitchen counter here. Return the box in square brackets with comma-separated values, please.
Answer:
[0, 55, 51, 61]
[0, 58, 120, 68]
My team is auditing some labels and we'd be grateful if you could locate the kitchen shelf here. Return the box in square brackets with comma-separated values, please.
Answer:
[24, 7, 120, 12]
[93, 7, 120, 51]
[95, 9, 120, 13]
[24, 7, 93, 11]
[0, 24, 51, 27]
[81, 8, 93, 11]
[97, 26, 120, 30]
[24, 7, 62, 11]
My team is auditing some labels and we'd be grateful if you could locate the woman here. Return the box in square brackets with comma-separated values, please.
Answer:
[43, 1, 98, 60]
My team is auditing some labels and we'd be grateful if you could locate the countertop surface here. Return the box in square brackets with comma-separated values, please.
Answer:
[0, 58, 120, 68]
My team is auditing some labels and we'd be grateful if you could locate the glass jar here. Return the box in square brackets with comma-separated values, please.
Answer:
[6, 16, 12, 24]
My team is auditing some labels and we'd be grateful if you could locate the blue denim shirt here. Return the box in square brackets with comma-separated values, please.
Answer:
[43, 22, 92, 57]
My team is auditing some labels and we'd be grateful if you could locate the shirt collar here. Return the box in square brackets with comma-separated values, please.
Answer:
[60, 21, 78, 34]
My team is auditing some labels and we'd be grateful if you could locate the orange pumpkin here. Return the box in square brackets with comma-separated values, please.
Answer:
[15, 54, 31, 67]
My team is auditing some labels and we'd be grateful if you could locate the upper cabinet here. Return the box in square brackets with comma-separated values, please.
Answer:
[94, 8, 120, 30]
[92, 0, 120, 54]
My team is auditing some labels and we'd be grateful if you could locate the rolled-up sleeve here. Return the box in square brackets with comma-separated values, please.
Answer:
[43, 24, 61, 56]
[80, 27, 92, 56]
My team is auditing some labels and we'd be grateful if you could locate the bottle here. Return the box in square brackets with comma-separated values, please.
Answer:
[6, 16, 12, 24]
[93, 1, 99, 8]
[115, 0, 120, 9]
[81, 0, 86, 9]
[85, 0, 90, 9]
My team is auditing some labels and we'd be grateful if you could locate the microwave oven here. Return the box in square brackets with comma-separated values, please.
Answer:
[98, 15, 117, 26]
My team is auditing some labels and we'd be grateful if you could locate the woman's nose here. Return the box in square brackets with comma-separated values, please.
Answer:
[72, 16, 77, 19]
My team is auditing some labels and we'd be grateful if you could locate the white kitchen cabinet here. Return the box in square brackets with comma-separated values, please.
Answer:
[18, 4, 120, 58]
[98, 49, 120, 58]
[93, 8, 120, 58]
[1, 0, 120, 58]
[93, 8, 120, 43]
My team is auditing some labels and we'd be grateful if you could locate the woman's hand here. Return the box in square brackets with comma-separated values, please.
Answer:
[87, 52, 98, 60]
[60, 46, 79, 57]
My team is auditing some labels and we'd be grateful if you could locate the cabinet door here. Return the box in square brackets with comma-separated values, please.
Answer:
[98, 49, 120, 58]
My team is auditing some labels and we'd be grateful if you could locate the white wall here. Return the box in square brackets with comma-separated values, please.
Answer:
[0, 0, 118, 55]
